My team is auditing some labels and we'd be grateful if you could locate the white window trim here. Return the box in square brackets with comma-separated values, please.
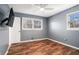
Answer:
[33, 19, 43, 30]
[22, 17, 33, 30]
[66, 11, 79, 30]
[22, 17, 43, 30]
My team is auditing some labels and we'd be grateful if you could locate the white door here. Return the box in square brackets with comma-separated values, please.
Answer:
[9, 17, 21, 44]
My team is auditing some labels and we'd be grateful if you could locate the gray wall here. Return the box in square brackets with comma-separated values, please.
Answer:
[15, 12, 48, 41]
[0, 4, 79, 55]
[48, 5, 79, 48]
[0, 4, 9, 55]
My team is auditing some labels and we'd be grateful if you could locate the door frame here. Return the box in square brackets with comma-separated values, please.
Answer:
[9, 17, 21, 45]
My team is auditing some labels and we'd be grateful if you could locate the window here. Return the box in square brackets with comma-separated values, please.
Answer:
[67, 11, 79, 30]
[22, 17, 43, 30]
[33, 20, 42, 30]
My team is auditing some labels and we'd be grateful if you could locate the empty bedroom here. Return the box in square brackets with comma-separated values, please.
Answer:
[0, 4, 79, 55]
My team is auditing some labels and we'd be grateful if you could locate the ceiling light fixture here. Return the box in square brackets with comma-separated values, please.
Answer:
[40, 8, 44, 11]
[33, 4, 54, 12]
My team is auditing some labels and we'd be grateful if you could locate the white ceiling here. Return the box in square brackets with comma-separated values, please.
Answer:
[9, 4, 76, 17]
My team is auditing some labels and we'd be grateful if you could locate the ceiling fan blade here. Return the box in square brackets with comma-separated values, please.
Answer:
[44, 8, 53, 10]
[34, 4, 48, 8]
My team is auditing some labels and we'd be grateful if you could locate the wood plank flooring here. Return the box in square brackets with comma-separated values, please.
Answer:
[7, 39, 79, 55]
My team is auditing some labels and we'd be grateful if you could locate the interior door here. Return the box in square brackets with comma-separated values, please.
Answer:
[9, 17, 21, 44]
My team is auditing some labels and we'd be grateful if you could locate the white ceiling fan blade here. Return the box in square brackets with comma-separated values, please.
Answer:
[34, 4, 48, 8]
[44, 8, 54, 10]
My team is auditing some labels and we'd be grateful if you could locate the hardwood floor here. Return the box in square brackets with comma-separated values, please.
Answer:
[7, 39, 79, 55]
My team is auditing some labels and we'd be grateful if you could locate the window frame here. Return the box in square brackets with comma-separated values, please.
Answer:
[67, 11, 79, 30]
[22, 17, 43, 30]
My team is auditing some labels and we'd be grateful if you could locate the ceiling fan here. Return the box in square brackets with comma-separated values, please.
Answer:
[33, 4, 54, 11]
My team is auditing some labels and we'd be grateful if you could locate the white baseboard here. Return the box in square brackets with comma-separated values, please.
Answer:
[5, 44, 11, 55]
[48, 39, 79, 50]
[11, 38, 48, 44]
[5, 38, 79, 55]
